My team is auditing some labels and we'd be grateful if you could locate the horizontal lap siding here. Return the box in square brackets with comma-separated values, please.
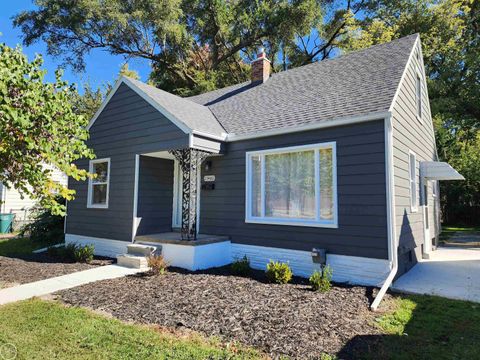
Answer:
[66, 84, 188, 241]
[392, 42, 439, 274]
[200, 120, 389, 259]
[136, 156, 174, 235]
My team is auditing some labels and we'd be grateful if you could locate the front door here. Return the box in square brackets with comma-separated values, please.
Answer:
[172, 160, 183, 229]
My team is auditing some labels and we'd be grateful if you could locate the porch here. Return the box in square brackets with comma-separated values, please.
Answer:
[128, 143, 231, 270]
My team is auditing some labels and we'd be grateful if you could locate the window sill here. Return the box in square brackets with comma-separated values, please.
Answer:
[410, 206, 418, 213]
[87, 204, 109, 209]
[245, 218, 338, 229]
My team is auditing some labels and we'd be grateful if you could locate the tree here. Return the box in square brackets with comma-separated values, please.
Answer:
[13, 0, 347, 96]
[71, 82, 104, 121]
[342, 0, 480, 223]
[0, 44, 94, 215]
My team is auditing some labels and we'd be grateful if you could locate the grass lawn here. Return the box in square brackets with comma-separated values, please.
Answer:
[439, 225, 480, 243]
[0, 236, 53, 257]
[369, 295, 480, 360]
[0, 299, 263, 360]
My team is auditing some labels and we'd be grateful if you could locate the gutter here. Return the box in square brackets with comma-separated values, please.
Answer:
[371, 113, 398, 311]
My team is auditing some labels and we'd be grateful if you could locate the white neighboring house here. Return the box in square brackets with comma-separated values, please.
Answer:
[0, 165, 67, 229]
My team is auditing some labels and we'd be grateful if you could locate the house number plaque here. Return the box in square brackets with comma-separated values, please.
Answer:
[204, 175, 215, 182]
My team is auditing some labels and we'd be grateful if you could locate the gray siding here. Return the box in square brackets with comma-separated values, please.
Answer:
[391, 41, 439, 275]
[200, 120, 389, 259]
[137, 156, 174, 235]
[66, 83, 188, 241]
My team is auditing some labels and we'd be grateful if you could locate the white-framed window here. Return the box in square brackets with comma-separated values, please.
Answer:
[87, 158, 110, 209]
[416, 72, 422, 120]
[408, 151, 418, 212]
[245, 142, 337, 228]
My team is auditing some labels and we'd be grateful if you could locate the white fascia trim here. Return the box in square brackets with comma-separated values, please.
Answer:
[192, 130, 228, 141]
[388, 35, 420, 113]
[371, 113, 398, 311]
[226, 111, 390, 142]
[87, 76, 188, 134]
[88, 77, 228, 142]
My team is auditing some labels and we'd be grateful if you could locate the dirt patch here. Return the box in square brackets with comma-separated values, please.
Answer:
[0, 254, 113, 287]
[58, 267, 392, 359]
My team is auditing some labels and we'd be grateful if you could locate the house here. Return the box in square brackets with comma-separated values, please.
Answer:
[1, 165, 67, 229]
[65, 34, 463, 307]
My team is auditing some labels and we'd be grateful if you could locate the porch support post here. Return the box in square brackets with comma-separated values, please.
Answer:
[169, 148, 210, 240]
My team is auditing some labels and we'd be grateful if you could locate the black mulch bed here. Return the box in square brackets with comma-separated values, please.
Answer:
[58, 267, 393, 359]
[0, 254, 113, 288]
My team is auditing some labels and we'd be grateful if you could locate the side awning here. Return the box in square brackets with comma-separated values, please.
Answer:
[420, 161, 465, 181]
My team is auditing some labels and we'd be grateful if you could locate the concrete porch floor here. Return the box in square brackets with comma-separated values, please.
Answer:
[392, 247, 480, 303]
[135, 232, 229, 246]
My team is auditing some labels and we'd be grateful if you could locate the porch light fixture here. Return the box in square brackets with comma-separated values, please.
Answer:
[204, 161, 212, 171]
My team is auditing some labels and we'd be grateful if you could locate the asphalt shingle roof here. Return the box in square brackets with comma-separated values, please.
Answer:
[126, 77, 226, 136]
[188, 34, 418, 135]
[124, 34, 417, 137]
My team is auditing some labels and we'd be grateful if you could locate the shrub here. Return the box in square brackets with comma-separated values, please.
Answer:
[231, 256, 251, 276]
[47, 243, 94, 263]
[265, 260, 292, 284]
[19, 196, 65, 244]
[309, 265, 333, 292]
[74, 244, 94, 263]
[147, 254, 169, 275]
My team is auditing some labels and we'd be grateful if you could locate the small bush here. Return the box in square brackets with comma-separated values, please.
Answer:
[147, 254, 169, 275]
[74, 244, 94, 263]
[265, 260, 292, 284]
[231, 256, 251, 276]
[47, 243, 94, 263]
[19, 196, 65, 244]
[309, 265, 333, 292]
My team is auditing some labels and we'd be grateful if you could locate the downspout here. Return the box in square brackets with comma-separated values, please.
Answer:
[371, 113, 398, 311]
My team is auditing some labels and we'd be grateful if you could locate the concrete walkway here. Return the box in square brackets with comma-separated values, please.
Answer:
[0, 265, 144, 305]
[393, 247, 480, 303]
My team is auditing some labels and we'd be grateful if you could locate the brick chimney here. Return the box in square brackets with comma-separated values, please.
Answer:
[251, 47, 271, 84]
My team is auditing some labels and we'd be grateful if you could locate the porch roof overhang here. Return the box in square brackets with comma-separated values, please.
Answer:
[420, 161, 465, 181]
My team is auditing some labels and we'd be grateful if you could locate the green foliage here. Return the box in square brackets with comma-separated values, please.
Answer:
[19, 196, 65, 244]
[0, 44, 94, 215]
[71, 82, 104, 121]
[73, 244, 94, 263]
[369, 295, 480, 359]
[0, 299, 263, 359]
[231, 256, 251, 276]
[147, 254, 169, 275]
[309, 265, 333, 292]
[0, 236, 51, 257]
[14, 0, 324, 96]
[48, 243, 94, 263]
[265, 260, 292, 284]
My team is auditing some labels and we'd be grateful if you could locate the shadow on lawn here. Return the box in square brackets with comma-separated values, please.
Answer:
[338, 294, 480, 360]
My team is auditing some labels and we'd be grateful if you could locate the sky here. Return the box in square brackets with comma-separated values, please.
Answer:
[0, 0, 151, 93]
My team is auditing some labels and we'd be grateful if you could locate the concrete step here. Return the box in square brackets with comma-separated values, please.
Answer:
[116, 254, 149, 269]
[127, 244, 159, 257]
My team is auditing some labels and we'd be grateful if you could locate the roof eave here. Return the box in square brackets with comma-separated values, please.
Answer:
[225, 111, 391, 142]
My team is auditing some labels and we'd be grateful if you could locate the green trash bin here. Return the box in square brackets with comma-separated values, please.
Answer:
[0, 213, 15, 234]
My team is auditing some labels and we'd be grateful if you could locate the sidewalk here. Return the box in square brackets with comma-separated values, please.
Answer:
[0, 265, 144, 305]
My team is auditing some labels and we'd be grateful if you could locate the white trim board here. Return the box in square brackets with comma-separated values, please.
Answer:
[232, 244, 390, 287]
[138, 240, 232, 271]
[88, 76, 190, 134]
[66, 234, 129, 259]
